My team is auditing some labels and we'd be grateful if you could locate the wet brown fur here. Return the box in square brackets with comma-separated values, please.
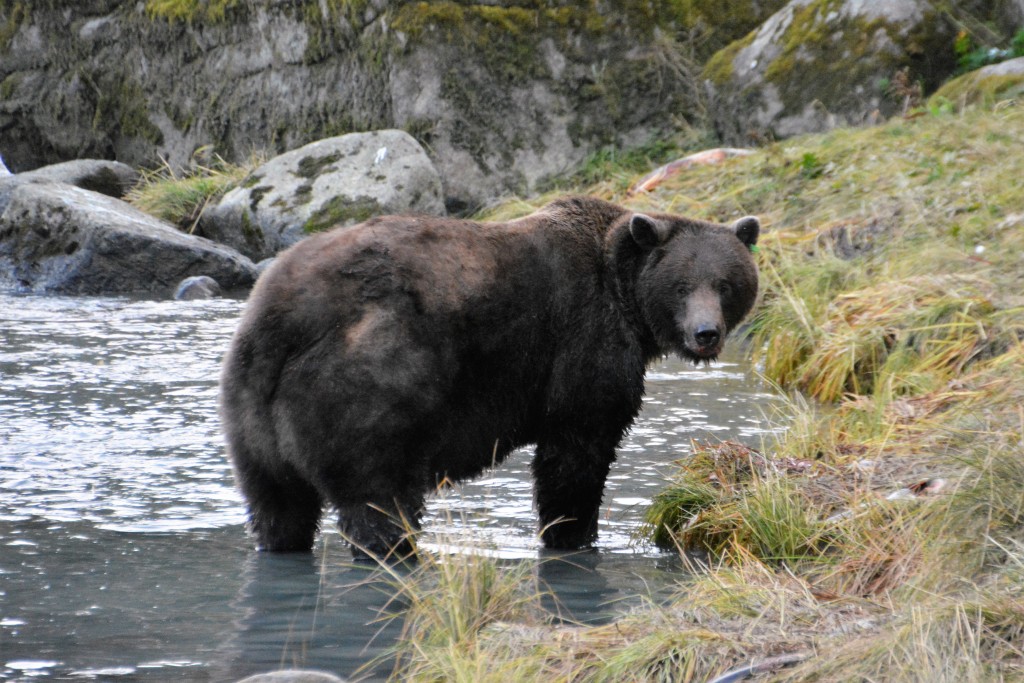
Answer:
[220, 197, 759, 557]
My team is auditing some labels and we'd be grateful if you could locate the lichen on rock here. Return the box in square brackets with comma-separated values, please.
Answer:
[704, 0, 958, 144]
[200, 129, 444, 260]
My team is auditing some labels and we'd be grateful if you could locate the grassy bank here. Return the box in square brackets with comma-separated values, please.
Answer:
[376, 103, 1024, 680]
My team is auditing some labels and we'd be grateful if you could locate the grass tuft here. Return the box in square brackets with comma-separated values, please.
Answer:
[125, 150, 258, 232]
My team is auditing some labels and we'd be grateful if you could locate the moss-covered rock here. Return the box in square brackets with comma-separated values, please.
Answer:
[929, 56, 1024, 110]
[200, 130, 444, 260]
[704, 0, 958, 145]
[675, 0, 790, 60]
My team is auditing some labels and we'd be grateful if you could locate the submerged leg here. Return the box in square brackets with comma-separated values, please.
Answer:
[532, 438, 615, 550]
[234, 458, 324, 552]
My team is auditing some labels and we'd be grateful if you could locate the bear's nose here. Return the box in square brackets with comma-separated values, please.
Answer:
[694, 325, 720, 348]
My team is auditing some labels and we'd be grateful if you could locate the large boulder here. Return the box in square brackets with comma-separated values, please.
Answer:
[704, 0, 958, 144]
[200, 129, 445, 261]
[10, 159, 140, 198]
[0, 179, 257, 295]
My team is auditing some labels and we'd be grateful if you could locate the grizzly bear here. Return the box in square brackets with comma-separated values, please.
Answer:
[220, 196, 759, 558]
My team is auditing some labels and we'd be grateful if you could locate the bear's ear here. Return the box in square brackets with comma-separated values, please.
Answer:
[731, 216, 760, 248]
[629, 214, 669, 250]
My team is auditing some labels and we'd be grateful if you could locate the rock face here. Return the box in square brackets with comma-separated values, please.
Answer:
[0, 1, 705, 210]
[201, 130, 444, 261]
[704, 0, 958, 144]
[0, 179, 257, 295]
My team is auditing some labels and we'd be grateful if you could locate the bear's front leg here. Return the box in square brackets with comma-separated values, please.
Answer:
[338, 493, 423, 562]
[532, 438, 616, 549]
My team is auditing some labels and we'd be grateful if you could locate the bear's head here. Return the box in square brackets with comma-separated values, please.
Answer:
[630, 212, 760, 363]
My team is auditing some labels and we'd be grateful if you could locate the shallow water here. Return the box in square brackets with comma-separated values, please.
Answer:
[0, 293, 780, 681]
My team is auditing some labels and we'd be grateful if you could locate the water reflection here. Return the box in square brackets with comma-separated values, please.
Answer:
[0, 293, 779, 681]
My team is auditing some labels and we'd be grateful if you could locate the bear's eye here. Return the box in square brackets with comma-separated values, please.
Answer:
[718, 281, 733, 296]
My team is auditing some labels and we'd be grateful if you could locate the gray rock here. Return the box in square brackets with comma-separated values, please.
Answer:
[201, 130, 444, 261]
[254, 257, 276, 276]
[173, 275, 222, 300]
[15, 159, 140, 198]
[1003, 0, 1024, 29]
[234, 671, 346, 683]
[704, 0, 957, 144]
[970, 55, 1024, 78]
[0, 179, 257, 295]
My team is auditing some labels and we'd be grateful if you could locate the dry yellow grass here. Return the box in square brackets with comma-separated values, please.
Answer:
[345, 103, 1024, 681]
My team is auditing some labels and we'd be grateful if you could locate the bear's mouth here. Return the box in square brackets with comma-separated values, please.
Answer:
[680, 343, 720, 365]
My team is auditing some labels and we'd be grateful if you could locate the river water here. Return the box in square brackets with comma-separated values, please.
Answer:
[0, 293, 779, 682]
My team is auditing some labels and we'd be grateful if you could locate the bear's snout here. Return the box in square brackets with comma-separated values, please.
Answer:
[677, 289, 726, 360]
[694, 324, 721, 350]
[684, 320, 724, 359]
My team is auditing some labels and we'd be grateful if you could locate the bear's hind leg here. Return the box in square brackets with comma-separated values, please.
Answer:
[235, 459, 324, 552]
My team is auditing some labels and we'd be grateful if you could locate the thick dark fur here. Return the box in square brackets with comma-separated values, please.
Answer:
[220, 197, 759, 558]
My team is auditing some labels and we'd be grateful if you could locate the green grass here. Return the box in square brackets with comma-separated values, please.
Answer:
[125, 151, 257, 232]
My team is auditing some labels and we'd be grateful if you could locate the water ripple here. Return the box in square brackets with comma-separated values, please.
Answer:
[1, 293, 781, 548]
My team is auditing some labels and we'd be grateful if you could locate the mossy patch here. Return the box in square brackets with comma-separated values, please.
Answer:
[0, 1, 27, 50]
[240, 173, 263, 189]
[248, 185, 271, 212]
[303, 194, 380, 233]
[144, 0, 243, 24]
[677, 0, 788, 60]
[238, 210, 264, 252]
[293, 182, 314, 204]
[702, 30, 755, 86]
[86, 71, 164, 146]
[929, 70, 1024, 110]
[295, 152, 341, 179]
[0, 72, 22, 100]
[391, 2, 554, 85]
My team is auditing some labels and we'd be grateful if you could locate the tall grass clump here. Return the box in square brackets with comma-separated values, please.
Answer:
[779, 598, 1024, 683]
[126, 151, 256, 232]
[361, 499, 553, 683]
[642, 441, 834, 566]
